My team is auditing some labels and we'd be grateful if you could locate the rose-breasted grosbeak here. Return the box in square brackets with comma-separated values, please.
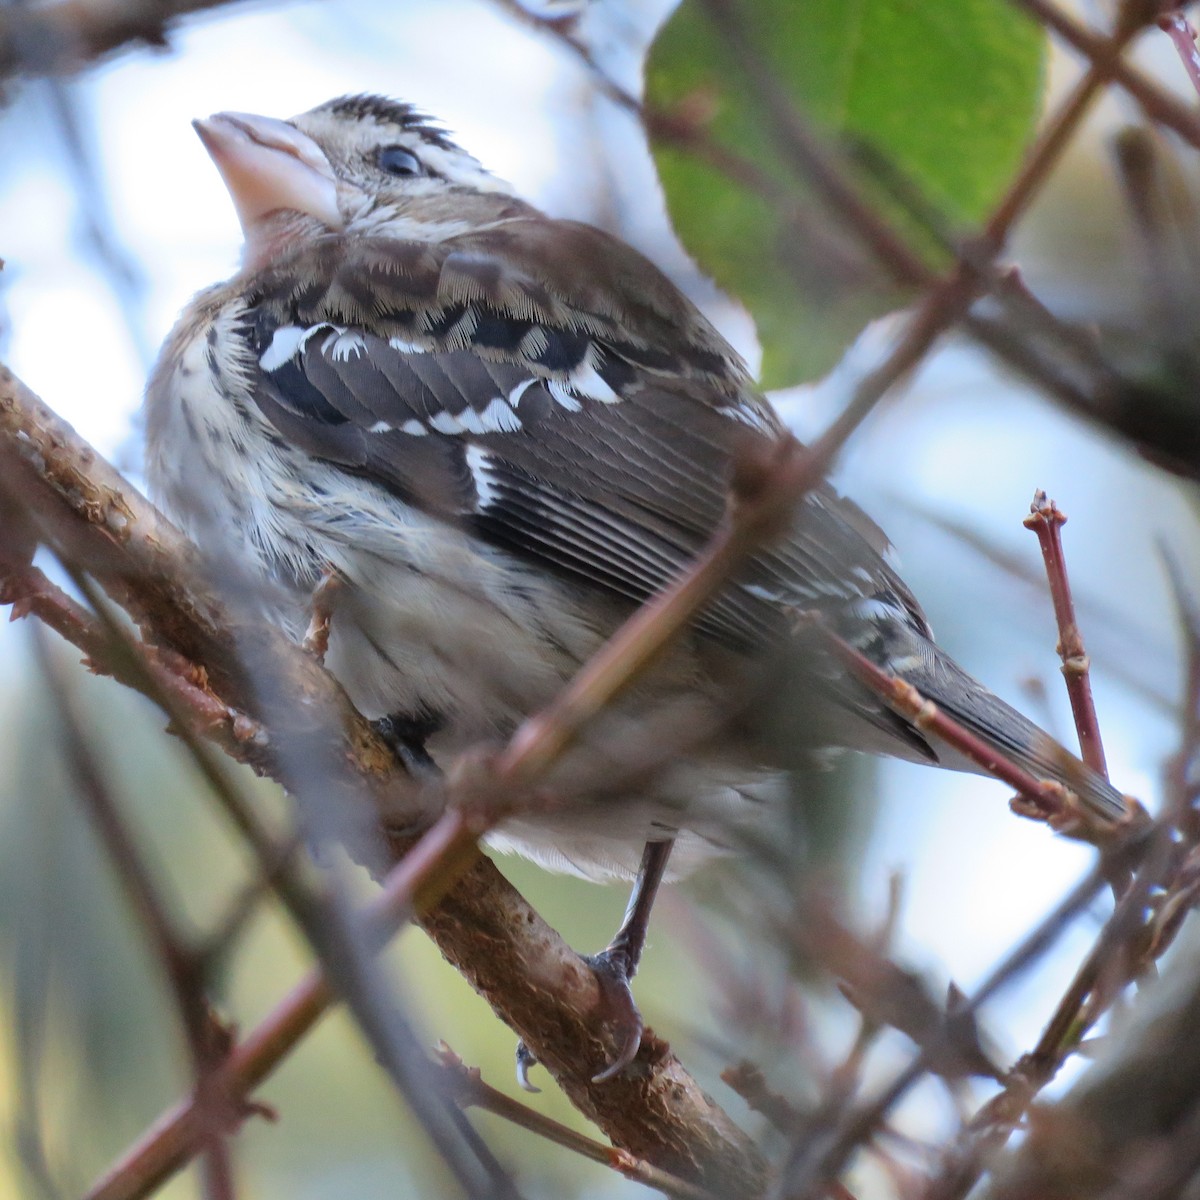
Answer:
[146, 96, 1128, 1078]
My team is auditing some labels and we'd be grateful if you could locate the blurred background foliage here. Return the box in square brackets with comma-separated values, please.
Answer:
[647, 0, 1047, 383]
[0, 0, 1197, 1197]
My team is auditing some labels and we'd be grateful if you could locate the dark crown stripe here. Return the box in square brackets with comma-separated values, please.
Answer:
[319, 94, 459, 151]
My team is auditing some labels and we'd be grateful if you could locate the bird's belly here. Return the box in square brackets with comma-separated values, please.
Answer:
[147, 333, 785, 878]
[318, 546, 786, 879]
[322, 549, 603, 739]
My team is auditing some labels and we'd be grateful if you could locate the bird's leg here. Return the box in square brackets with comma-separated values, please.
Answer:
[302, 565, 344, 663]
[591, 837, 675, 989]
[372, 709, 443, 782]
[516, 838, 675, 1090]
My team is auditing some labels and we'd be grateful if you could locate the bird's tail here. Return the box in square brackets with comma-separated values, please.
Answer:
[892, 637, 1131, 830]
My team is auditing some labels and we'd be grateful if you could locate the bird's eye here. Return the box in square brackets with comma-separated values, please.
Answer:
[377, 145, 422, 177]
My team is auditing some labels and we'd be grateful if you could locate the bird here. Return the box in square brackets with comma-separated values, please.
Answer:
[145, 95, 1131, 1083]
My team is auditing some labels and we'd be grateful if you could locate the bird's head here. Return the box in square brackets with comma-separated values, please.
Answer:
[194, 94, 524, 267]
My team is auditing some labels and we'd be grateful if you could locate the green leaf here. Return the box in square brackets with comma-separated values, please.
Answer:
[646, 0, 1047, 386]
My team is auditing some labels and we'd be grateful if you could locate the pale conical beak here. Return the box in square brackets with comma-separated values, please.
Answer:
[193, 111, 344, 234]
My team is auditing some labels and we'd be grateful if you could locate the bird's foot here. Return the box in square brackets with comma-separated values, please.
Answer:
[371, 710, 443, 782]
[514, 943, 644, 1091]
[302, 566, 344, 663]
[584, 943, 645, 1082]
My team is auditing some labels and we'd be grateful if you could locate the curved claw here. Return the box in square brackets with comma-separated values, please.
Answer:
[511, 949, 647, 1088]
[515, 1040, 542, 1093]
[586, 948, 645, 1083]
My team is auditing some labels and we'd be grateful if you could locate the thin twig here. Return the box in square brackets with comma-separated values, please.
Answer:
[1024, 492, 1110, 779]
[921, 828, 1172, 1200]
[922, 611, 1200, 1200]
[820, 625, 1130, 840]
[774, 831, 1148, 1199]
[1013, 0, 1200, 151]
[721, 1063, 805, 1135]
[83, 807, 487, 1200]
[1158, 11, 1200, 99]
[0, 558, 268, 760]
[36, 632, 238, 1200]
[434, 1046, 722, 1200]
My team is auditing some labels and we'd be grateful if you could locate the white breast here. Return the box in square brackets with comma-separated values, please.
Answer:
[145, 307, 780, 879]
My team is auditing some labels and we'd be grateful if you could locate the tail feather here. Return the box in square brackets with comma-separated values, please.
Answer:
[895, 639, 1129, 827]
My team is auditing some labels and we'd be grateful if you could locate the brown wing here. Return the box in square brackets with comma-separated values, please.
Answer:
[236, 220, 931, 657]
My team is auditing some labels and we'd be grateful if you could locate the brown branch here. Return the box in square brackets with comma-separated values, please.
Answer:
[84, 808, 483, 1200]
[1161, 547, 1200, 837]
[921, 821, 1173, 1200]
[721, 1063, 805, 1135]
[775, 832, 1149, 1198]
[0, 559, 268, 764]
[1158, 11, 1200, 98]
[918, 550, 1200, 1200]
[1023, 492, 1110, 779]
[99, 788, 754, 1189]
[789, 902, 999, 1084]
[0, 0, 256, 80]
[48, 583, 517, 1196]
[978, 903, 1200, 1199]
[0, 365, 767, 1196]
[433, 1045, 723, 1200]
[0, 364, 411, 810]
[1013, 0, 1200, 152]
[36, 633, 238, 1200]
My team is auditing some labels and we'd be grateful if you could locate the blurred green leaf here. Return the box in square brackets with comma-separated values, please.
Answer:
[646, 0, 1046, 386]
